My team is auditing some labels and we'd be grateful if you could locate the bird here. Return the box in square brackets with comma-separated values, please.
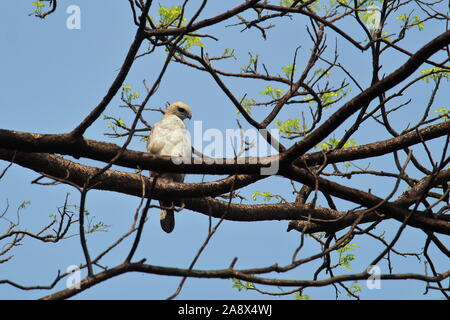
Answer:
[147, 101, 192, 233]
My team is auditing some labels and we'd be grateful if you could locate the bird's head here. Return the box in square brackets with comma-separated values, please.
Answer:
[166, 101, 192, 121]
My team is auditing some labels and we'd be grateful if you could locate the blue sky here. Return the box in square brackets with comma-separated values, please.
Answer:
[0, 1, 448, 299]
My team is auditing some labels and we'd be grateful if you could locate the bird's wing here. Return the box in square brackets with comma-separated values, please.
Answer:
[147, 115, 191, 158]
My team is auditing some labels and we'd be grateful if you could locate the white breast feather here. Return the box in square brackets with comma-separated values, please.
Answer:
[147, 115, 191, 158]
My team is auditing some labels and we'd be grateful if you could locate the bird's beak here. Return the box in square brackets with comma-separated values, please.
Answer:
[187, 114, 192, 120]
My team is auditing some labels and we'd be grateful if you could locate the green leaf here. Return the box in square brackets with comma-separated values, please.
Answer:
[294, 292, 311, 300]
[420, 67, 450, 83]
[279, 0, 294, 7]
[18, 200, 31, 210]
[121, 85, 132, 93]
[395, 14, 408, 22]
[282, 64, 297, 78]
[223, 48, 237, 60]
[303, 88, 348, 106]
[413, 14, 425, 31]
[313, 68, 330, 78]
[275, 118, 308, 138]
[318, 138, 357, 150]
[130, 92, 140, 100]
[182, 35, 205, 51]
[86, 220, 111, 234]
[309, 232, 326, 239]
[381, 32, 392, 42]
[240, 52, 259, 73]
[433, 107, 449, 120]
[348, 281, 362, 298]
[157, 5, 186, 28]
[32, 1, 45, 8]
[337, 243, 360, 270]
[252, 191, 273, 201]
[235, 99, 256, 114]
[259, 85, 283, 99]
[396, 13, 425, 31]
[361, 5, 381, 31]
[231, 279, 255, 291]
[251, 191, 286, 203]
[121, 85, 140, 102]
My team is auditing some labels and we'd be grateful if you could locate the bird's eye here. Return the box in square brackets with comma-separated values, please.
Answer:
[177, 107, 185, 113]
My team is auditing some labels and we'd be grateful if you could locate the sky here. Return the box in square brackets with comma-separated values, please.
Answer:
[0, 0, 448, 300]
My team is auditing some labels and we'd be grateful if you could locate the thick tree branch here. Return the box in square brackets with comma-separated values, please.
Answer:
[39, 261, 450, 300]
[0, 120, 448, 175]
[1, 148, 448, 235]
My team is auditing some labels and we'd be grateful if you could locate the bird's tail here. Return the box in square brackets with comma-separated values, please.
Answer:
[160, 201, 175, 233]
